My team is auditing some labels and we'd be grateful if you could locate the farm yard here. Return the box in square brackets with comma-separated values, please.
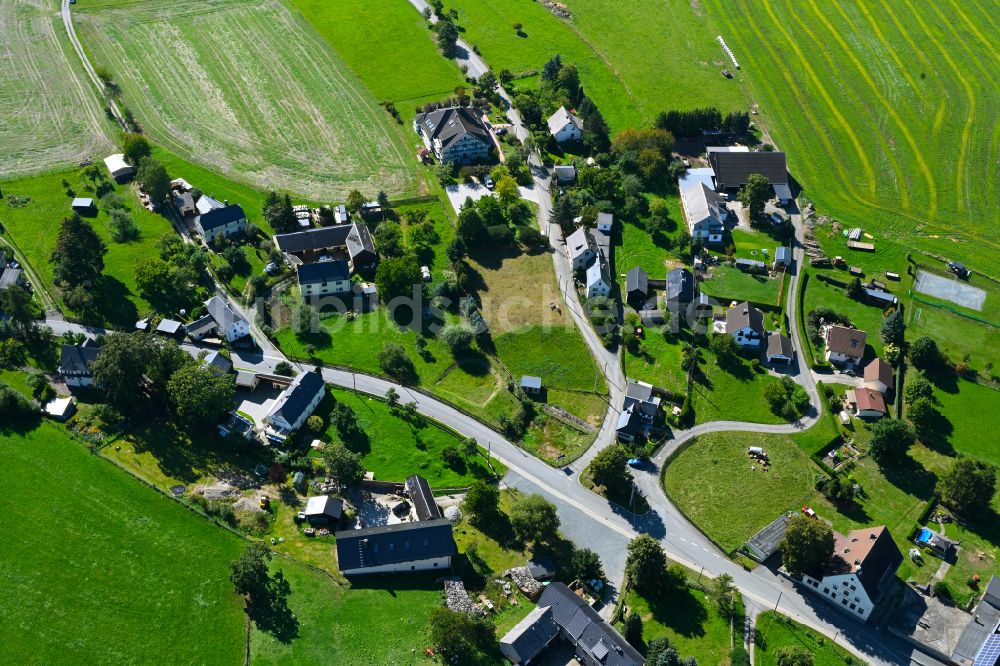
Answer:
[706, 0, 1000, 268]
[73, 0, 422, 201]
[444, 0, 746, 130]
[0, 0, 113, 179]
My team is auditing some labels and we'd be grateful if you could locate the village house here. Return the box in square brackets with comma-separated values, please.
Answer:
[58, 340, 101, 388]
[725, 302, 765, 348]
[863, 358, 894, 394]
[765, 331, 794, 363]
[195, 202, 248, 243]
[824, 325, 867, 368]
[666, 268, 693, 311]
[0, 266, 27, 291]
[501, 582, 643, 666]
[547, 106, 584, 144]
[845, 388, 887, 419]
[798, 526, 902, 621]
[296, 260, 351, 298]
[566, 227, 595, 271]
[405, 474, 442, 522]
[274, 223, 378, 274]
[585, 260, 611, 299]
[262, 370, 326, 440]
[680, 181, 726, 241]
[186, 295, 251, 343]
[413, 107, 493, 164]
[616, 380, 661, 443]
[707, 148, 791, 203]
[334, 519, 456, 576]
[625, 267, 649, 310]
[951, 576, 1000, 666]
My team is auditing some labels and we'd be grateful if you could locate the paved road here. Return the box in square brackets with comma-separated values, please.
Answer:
[61, 0, 127, 131]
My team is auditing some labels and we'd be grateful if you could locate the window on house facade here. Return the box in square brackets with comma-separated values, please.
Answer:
[850, 603, 856, 610]
[823, 587, 829, 594]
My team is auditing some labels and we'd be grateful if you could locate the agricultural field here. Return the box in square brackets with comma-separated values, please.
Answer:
[706, 0, 1000, 268]
[444, 0, 747, 130]
[0, 422, 247, 664]
[74, 0, 421, 200]
[289, 0, 466, 108]
[0, 167, 175, 326]
[0, 0, 113, 178]
[754, 612, 855, 666]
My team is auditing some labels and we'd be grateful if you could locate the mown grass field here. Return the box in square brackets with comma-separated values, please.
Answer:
[699, 265, 783, 307]
[0, 422, 247, 664]
[289, 0, 465, 108]
[622, 585, 734, 666]
[0, 167, 175, 326]
[0, 0, 113, 178]
[706, 0, 1000, 269]
[445, 0, 746, 130]
[690, 350, 785, 425]
[317, 388, 500, 487]
[755, 612, 855, 666]
[75, 0, 421, 200]
[624, 328, 688, 396]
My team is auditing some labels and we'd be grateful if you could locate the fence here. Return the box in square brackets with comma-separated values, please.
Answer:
[908, 291, 999, 328]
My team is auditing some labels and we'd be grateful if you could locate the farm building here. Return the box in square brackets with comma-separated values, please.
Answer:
[405, 475, 442, 522]
[334, 519, 456, 576]
[155, 319, 184, 338]
[774, 246, 792, 268]
[864, 288, 898, 307]
[680, 181, 726, 239]
[263, 370, 326, 440]
[547, 106, 584, 144]
[274, 223, 377, 274]
[500, 606, 560, 665]
[194, 203, 248, 243]
[302, 495, 343, 526]
[413, 107, 492, 165]
[707, 149, 790, 202]
[71, 198, 96, 214]
[625, 267, 648, 309]
[735, 257, 767, 273]
[824, 325, 867, 368]
[746, 513, 793, 562]
[296, 260, 351, 298]
[799, 526, 902, 621]
[520, 375, 542, 396]
[103, 153, 134, 181]
[725, 302, 765, 348]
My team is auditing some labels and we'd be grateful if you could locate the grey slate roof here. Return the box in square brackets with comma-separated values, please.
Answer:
[625, 267, 648, 297]
[58, 343, 101, 376]
[274, 223, 376, 263]
[725, 302, 765, 335]
[537, 583, 643, 666]
[205, 295, 246, 332]
[666, 268, 693, 303]
[547, 106, 583, 136]
[415, 107, 491, 151]
[304, 494, 343, 519]
[766, 332, 793, 359]
[520, 375, 542, 391]
[197, 203, 245, 232]
[267, 370, 325, 428]
[334, 518, 456, 573]
[709, 150, 788, 190]
[185, 313, 216, 334]
[156, 319, 183, 335]
[501, 605, 559, 665]
[296, 260, 350, 285]
[566, 227, 593, 264]
[405, 474, 442, 522]
[201, 350, 233, 374]
[0, 267, 24, 289]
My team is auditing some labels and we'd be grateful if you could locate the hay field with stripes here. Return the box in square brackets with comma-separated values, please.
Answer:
[0, 0, 113, 178]
[73, 0, 420, 200]
[705, 0, 1000, 266]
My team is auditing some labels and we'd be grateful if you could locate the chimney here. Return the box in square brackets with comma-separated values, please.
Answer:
[223, 199, 229, 206]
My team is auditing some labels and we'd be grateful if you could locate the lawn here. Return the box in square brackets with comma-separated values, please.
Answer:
[249, 564, 442, 665]
[615, 215, 677, 279]
[803, 268, 893, 357]
[624, 327, 688, 396]
[317, 387, 501, 487]
[289, 0, 466, 107]
[705, 0, 1000, 268]
[928, 378, 1000, 467]
[908, 303, 1000, 375]
[493, 326, 602, 394]
[75, 0, 421, 200]
[445, 0, 747, 130]
[0, 0, 113, 178]
[0, 422, 247, 664]
[622, 584, 734, 666]
[699, 265, 784, 307]
[664, 431, 819, 554]
[690, 350, 786, 425]
[0, 167, 176, 326]
[754, 611, 855, 666]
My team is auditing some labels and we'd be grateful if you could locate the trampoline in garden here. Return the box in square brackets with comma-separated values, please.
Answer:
[914, 270, 986, 311]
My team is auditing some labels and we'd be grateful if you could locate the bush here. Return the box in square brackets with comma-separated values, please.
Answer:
[441, 445, 463, 469]
[378, 343, 416, 383]
[441, 324, 474, 353]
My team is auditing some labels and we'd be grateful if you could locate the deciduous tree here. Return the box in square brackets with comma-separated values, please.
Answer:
[461, 481, 501, 527]
[738, 173, 770, 226]
[509, 494, 559, 544]
[625, 534, 667, 594]
[938, 457, 997, 516]
[51, 214, 106, 288]
[868, 418, 915, 465]
[780, 515, 833, 575]
[321, 441, 365, 490]
[167, 362, 235, 427]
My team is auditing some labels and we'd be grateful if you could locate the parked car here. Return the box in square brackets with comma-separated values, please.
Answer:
[801, 506, 817, 519]
[484, 175, 494, 190]
[264, 262, 279, 275]
[627, 458, 644, 468]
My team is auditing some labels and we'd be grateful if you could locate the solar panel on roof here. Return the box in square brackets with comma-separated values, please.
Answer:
[974, 634, 1000, 666]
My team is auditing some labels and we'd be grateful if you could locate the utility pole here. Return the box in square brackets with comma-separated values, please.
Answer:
[774, 591, 782, 611]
